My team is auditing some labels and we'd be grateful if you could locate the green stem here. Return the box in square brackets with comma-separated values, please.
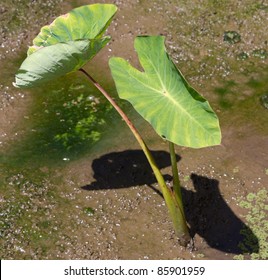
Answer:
[79, 69, 165, 189]
[169, 141, 187, 221]
[79, 68, 191, 245]
[169, 142, 181, 200]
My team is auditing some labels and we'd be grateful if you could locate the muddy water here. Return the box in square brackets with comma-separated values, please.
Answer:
[0, 0, 268, 259]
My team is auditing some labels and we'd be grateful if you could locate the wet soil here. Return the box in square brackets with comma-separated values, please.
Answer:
[0, 0, 267, 259]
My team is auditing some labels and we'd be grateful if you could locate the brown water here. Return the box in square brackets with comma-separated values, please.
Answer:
[0, 0, 267, 259]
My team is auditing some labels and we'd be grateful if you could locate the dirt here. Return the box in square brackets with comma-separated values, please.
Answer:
[0, 0, 267, 260]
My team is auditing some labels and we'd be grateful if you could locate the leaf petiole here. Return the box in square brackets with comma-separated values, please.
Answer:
[79, 67, 191, 246]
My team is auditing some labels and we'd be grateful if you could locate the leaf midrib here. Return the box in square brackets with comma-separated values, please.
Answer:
[126, 53, 210, 133]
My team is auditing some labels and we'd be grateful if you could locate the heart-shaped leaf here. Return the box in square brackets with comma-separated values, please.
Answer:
[14, 38, 109, 88]
[109, 36, 221, 148]
[28, 4, 117, 55]
[14, 4, 117, 88]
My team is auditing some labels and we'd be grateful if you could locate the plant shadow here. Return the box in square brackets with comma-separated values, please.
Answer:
[182, 174, 259, 254]
[82, 149, 174, 191]
[81, 149, 259, 255]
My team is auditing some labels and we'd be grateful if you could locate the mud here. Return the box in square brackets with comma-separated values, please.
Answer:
[0, 0, 267, 259]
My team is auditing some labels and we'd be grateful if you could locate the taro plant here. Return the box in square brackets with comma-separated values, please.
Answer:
[13, 4, 221, 246]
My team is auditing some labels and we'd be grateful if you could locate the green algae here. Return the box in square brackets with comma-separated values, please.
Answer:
[234, 189, 268, 260]
[1, 0, 268, 259]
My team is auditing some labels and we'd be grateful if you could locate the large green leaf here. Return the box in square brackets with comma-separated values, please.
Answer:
[28, 4, 117, 55]
[14, 4, 117, 88]
[109, 36, 221, 148]
[14, 38, 109, 88]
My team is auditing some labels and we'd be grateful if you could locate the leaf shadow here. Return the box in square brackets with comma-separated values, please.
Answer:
[182, 174, 259, 255]
[82, 149, 174, 191]
[81, 149, 259, 255]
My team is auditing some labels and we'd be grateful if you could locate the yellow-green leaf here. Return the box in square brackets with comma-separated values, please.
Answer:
[109, 36, 221, 148]
[28, 4, 117, 55]
[14, 4, 117, 88]
[14, 38, 109, 88]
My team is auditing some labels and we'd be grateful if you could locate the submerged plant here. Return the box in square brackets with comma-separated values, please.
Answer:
[14, 4, 221, 246]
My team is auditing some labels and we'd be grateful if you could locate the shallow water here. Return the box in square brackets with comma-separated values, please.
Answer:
[0, 0, 267, 259]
